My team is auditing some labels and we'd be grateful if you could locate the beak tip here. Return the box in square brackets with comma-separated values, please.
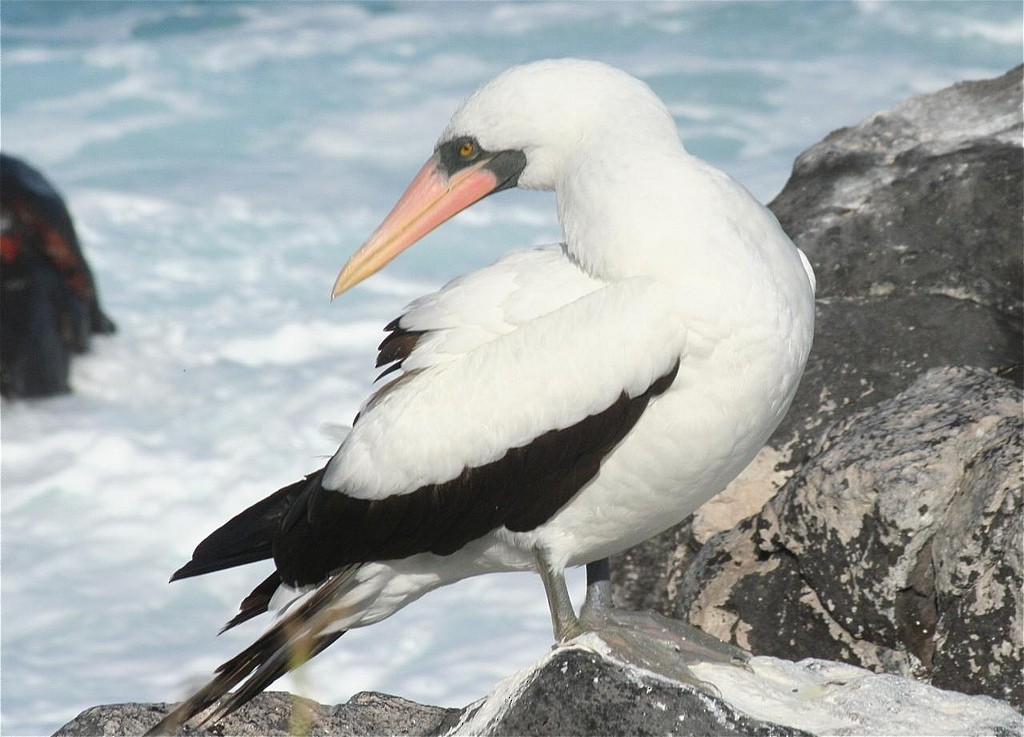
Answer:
[330, 270, 352, 301]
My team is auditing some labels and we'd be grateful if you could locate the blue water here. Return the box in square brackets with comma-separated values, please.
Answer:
[2, 2, 1020, 735]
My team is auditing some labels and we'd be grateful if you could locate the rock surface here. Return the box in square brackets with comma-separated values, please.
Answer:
[54, 691, 457, 737]
[57, 641, 1022, 737]
[769, 64, 1022, 460]
[674, 366, 1023, 708]
[613, 65, 1024, 706]
[447, 644, 810, 737]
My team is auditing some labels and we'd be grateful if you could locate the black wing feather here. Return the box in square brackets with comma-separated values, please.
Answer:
[219, 572, 281, 633]
[374, 317, 426, 379]
[170, 473, 319, 581]
[171, 360, 679, 590]
[272, 359, 680, 586]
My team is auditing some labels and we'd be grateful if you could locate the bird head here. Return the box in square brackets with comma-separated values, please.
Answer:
[331, 58, 676, 298]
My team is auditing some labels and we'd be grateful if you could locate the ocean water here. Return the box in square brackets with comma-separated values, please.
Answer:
[2, 2, 1020, 735]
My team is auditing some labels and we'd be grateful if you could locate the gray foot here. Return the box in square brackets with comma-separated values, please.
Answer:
[573, 559, 750, 693]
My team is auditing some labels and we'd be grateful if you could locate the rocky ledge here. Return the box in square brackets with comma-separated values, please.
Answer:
[56, 67, 1024, 736]
[55, 640, 1023, 736]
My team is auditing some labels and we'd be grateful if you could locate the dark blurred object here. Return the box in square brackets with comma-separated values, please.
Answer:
[1, 153, 116, 398]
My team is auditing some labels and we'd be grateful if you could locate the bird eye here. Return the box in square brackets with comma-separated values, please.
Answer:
[458, 140, 477, 159]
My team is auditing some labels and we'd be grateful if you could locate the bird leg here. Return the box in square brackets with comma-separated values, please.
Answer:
[582, 557, 613, 612]
[535, 550, 749, 688]
[534, 547, 584, 642]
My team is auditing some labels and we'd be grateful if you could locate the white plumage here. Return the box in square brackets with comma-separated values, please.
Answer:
[149, 58, 815, 734]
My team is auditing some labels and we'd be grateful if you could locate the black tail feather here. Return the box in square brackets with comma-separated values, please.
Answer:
[145, 566, 357, 736]
[204, 630, 344, 727]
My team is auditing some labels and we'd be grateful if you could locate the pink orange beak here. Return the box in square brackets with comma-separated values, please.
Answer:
[332, 153, 506, 299]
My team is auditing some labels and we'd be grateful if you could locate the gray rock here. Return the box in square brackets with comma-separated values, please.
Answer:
[451, 646, 810, 737]
[57, 642, 1023, 737]
[54, 691, 457, 736]
[673, 366, 1023, 709]
[770, 65, 1023, 463]
[613, 64, 1024, 684]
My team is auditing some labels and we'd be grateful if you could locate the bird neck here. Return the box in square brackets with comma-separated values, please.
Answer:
[556, 140, 724, 283]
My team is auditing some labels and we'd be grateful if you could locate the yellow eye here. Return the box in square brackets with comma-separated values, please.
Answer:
[459, 140, 476, 159]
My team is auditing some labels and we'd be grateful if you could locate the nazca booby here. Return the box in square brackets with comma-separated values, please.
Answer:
[147, 58, 815, 733]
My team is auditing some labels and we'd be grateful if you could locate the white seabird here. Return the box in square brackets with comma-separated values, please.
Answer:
[148, 58, 815, 733]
